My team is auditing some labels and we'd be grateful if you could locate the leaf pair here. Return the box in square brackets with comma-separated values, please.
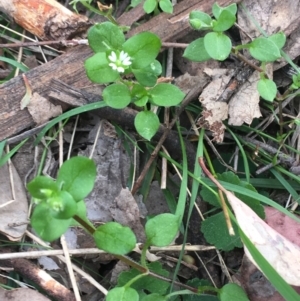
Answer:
[27, 157, 96, 241]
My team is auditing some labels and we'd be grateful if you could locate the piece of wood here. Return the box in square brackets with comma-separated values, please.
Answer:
[0, 254, 76, 301]
[0, 0, 240, 141]
[0, 0, 91, 40]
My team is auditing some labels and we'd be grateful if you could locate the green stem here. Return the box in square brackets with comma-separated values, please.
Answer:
[141, 241, 150, 268]
[166, 286, 218, 299]
[73, 215, 96, 234]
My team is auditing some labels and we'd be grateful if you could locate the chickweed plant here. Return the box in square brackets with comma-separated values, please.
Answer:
[19, 1, 300, 301]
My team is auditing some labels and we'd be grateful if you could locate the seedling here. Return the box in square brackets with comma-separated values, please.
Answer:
[84, 21, 185, 141]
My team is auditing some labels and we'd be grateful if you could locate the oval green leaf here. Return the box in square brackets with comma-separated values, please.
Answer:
[93, 222, 136, 255]
[189, 11, 212, 27]
[212, 10, 236, 32]
[87, 22, 125, 53]
[268, 32, 286, 50]
[132, 68, 158, 87]
[31, 202, 72, 241]
[131, 0, 143, 7]
[134, 111, 160, 141]
[57, 156, 96, 202]
[103, 83, 131, 109]
[143, 0, 157, 13]
[149, 83, 185, 106]
[106, 287, 139, 301]
[183, 37, 211, 62]
[123, 32, 161, 69]
[219, 283, 249, 301]
[257, 78, 277, 102]
[212, 3, 237, 19]
[85, 52, 120, 84]
[159, 0, 173, 13]
[249, 37, 281, 62]
[145, 213, 179, 247]
[204, 32, 231, 61]
[133, 60, 162, 87]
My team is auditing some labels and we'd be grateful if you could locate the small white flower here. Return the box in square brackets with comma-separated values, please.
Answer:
[108, 50, 132, 73]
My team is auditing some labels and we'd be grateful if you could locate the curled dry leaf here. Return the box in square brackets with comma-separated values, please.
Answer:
[0, 161, 28, 241]
[198, 68, 233, 142]
[228, 70, 262, 126]
[226, 191, 300, 286]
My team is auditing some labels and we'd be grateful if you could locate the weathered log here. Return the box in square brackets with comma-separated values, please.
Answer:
[0, 0, 239, 141]
[0, 0, 91, 40]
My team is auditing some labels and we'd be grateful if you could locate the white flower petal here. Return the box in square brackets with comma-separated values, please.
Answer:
[117, 66, 125, 73]
[109, 63, 118, 70]
[122, 57, 132, 66]
[108, 51, 117, 62]
[120, 50, 127, 60]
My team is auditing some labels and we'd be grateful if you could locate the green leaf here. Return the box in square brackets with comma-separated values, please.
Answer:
[31, 202, 72, 241]
[0, 138, 28, 168]
[131, 0, 143, 7]
[0, 56, 29, 72]
[149, 83, 185, 106]
[133, 60, 162, 87]
[220, 172, 264, 218]
[131, 83, 148, 105]
[27, 176, 59, 200]
[200, 186, 220, 208]
[268, 32, 286, 50]
[106, 287, 139, 301]
[189, 11, 212, 30]
[143, 0, 157, 13]
[183, 37, 211, 62]
[201, 172, 265, 218]
[249, 37, 281, 62]
[87, 22, 125, 53]
[103, 83, 132, 109]
[123, 32, 161, 69]
[57, 156, 96, 202]
[131, 84, 149, 106]
[212, 10, 236, 32]
[145, 213, 179, 246]
[133, 69, 157, 87]
[118, 262, 170, 294]
[134, 96, 149, 107]
[134, 111, 160, 141]
[47, 191, 77, 220]
[85, 52, 120, 83]
[142, 293, 166, 301]
[159, 0, 173, 13]
[257, 78, 277, 101]
[212, 3, 237, 19]
[93, 222, 136, 255]
[204, 32, 231, 61]
[201, 212, 242, 251]
[219, 283, 249, 301]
